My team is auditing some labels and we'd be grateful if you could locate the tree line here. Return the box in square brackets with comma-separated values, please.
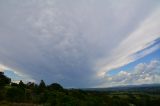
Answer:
[0, 71, 160, 106]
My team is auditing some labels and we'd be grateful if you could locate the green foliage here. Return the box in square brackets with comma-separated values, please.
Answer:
[26, 82, 35, 89]
[11, 82, 18, 87]
[18, 80, 26, 90]
[48, 83, 63, 91]
[0, 72, 11, 87]
[39, 80, 46, 90]
[6, 87, 25, 102]
[0, 73, 160, 106]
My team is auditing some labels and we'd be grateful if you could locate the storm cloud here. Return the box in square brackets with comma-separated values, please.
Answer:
[0, 0, 160, 87]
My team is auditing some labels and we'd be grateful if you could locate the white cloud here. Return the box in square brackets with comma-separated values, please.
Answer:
[0, 64, 8, 72]
[98, 60, 160, 87]
[96, 6, 160, 77]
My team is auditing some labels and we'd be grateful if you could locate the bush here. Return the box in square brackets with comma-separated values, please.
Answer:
[6, 87, 25, 102]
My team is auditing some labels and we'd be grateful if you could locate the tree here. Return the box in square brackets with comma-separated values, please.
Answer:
[6, 87, 25, 102]
[26, 82, 35, 89]
[48, 83, 63, 91]
[18, 80, 26, 89]
[11, 82, 18, 87]
[0, 72, 11, 87]
[38, 80, 46, 93]
[0, 72, 11, 100]
[39, 80, 46, 89]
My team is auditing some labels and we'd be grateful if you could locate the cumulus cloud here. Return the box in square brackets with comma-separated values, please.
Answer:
[0, 0, 160, 87]
[98, 60, 160, 87]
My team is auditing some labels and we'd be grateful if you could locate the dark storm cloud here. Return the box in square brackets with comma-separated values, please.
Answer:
[0, 0, 160, 87]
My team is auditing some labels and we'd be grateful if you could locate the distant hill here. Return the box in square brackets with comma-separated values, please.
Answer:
[83, 83, 160, 92]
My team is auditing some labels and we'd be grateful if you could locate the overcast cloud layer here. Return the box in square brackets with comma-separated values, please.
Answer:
[0, 0, 160, 87]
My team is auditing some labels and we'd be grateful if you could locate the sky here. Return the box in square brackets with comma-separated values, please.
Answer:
[0, 0, 160, 88]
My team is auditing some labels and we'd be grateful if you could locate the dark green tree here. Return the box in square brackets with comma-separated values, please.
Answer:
[0, 72, 11, 100]
[0, 72, 11, 87]
[39, 80, 46, 89]
[18, 80, 26, 89]
[26, 82, 35, 89]
[11, 82, 18, 87]
[38, 80, 46, 93]
[48, 83, 63, 91]
[6, 87, 25, 102]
